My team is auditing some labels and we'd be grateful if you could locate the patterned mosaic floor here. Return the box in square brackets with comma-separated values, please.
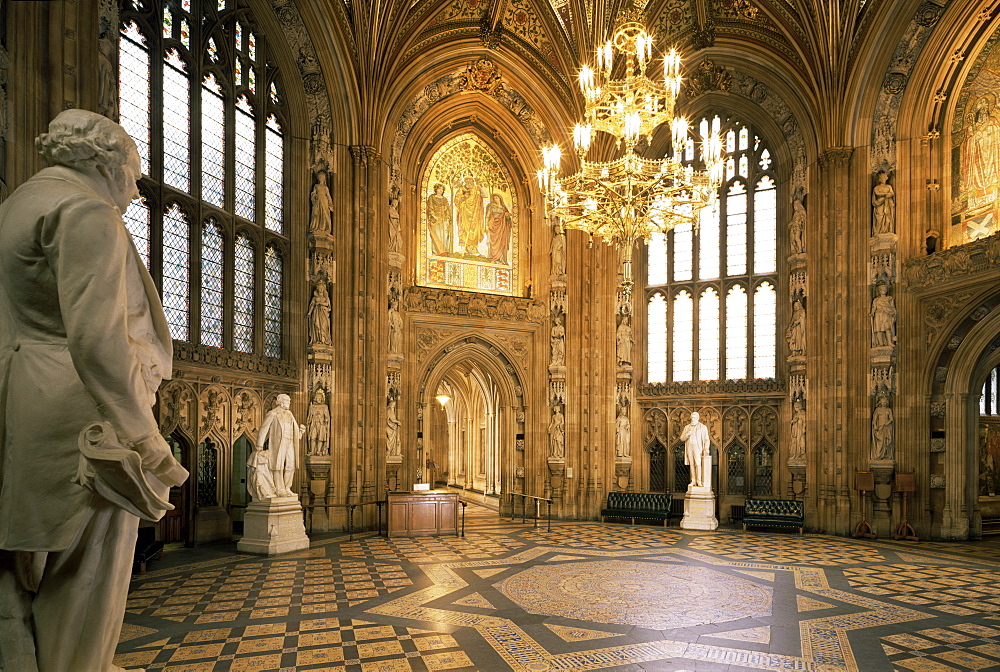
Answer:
[115, 507, 1000, 671]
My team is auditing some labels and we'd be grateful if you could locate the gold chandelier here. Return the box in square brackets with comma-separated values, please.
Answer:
[537, 7, 725, 250]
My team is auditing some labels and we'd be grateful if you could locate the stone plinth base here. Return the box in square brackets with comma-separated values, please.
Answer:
[237, 496, 310, 556]
[680, 486, 718, 531]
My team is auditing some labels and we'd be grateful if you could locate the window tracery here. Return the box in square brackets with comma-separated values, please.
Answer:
[119, 0, 287, 357]
[646, 118, 779, 383]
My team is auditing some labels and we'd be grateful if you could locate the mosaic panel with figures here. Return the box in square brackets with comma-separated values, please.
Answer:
[417, 133, 519, 296]
[951, 24, 1000, 244]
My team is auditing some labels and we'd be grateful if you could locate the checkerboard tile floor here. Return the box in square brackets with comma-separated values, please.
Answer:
[115, 505, 1000, 671]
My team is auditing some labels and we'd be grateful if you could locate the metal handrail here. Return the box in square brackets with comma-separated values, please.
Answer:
[302, 500, 386, 540]
[506, 492, 553, 532]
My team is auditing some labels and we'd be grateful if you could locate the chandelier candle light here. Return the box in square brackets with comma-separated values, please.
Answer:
[537, 7, 726, 268]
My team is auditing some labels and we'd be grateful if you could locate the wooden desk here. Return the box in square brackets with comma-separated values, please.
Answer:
[387, 490, 458, 537]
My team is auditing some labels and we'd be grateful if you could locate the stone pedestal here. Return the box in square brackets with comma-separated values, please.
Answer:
[237, 496, 310, 556]
[680, 486, 718, 530]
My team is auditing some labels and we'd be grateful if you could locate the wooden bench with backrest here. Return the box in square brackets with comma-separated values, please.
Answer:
[600, 491, 673, 526]
[742, 498, 804, 534]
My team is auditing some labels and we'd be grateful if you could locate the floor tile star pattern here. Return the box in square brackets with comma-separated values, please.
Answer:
[115, 503, 1000, 671]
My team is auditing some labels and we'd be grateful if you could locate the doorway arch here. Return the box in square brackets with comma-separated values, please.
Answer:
[415, 336, 527, 504]
[938, 295, 1000, 538]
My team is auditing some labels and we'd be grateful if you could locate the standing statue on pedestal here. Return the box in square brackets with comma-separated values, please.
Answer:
[786, 299, 805, 355]
[309, 170, 333, 235]
[616, 319, 633, 366]
[680, 411, 711, 488]
[789, 399, 805, 462]
[306, 389, 330, 456]
[249, 394, 304, 499]
[550, 228, 566, 276]
[871, 171, 895, 235]
[550, 318, 566, 366]
[0, 110, 188, 672]
[789, 196, 806, 255]
[386, 397, 402, 458]
[549, 407, 565, 459]
[308, 282, 332, 345]
[615, 411, 631, 458]
[871, 284, 896, 347]
[871, 395, 895, 461]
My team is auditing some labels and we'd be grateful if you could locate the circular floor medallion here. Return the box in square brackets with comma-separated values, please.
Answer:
[495, 559, 771, 629]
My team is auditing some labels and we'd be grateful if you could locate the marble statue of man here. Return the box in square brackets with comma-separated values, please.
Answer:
[680, 411, 711, 488]
[253, 394, 304, 497]
[0, 110, 188, 672]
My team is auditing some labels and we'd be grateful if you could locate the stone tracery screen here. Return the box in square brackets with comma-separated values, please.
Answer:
[417, 133, 519, 296]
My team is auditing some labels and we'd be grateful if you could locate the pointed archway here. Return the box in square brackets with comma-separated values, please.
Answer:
[415, 336, 528, 507]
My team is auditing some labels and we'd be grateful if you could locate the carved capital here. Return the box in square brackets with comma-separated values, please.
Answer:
[818, 146, 854, 169]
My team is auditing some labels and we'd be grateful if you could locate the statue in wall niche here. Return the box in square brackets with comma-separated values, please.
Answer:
[872, 395, 895, 461]
[616, 318, 633, 365]
[388, 193, 402, 254]
[550, 228, 566, 276]
[871, 284, 897, 347]
[0, 110, 187, 672]
[308, 282, 332, 345]
[249, 394, 304, 499]
[789, 399, 805, 461]
[786, 299, 805, 355]
[789, 196, 806, 255]
[388, 298, 403, 354]
[306, 389, 331, 456]
[549, 407, 565, 459]
[309, 169, 333, 235]
[550, 317, 566, 366]
[615, 411, 631, 458]
[386, 397, 402, 457]
[681, 411, 711, 488]
[871, 171, 896, 235]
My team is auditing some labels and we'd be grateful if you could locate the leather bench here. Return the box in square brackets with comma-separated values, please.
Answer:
[742, 498, 804, 534]
[600, 491, 673, 526]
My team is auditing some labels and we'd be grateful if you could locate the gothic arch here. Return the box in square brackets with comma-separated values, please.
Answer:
[414, 335, 529, 496]
[935, 293, 1000, 538]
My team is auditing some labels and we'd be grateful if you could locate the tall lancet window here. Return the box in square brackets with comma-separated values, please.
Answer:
[119, 0, 288, 358]
[646, 119, 780, 383]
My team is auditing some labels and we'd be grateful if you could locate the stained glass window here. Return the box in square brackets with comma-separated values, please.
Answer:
[163, 49, 190, 192]
[201, 74, 225, 207]
[264, 246, 282, 358]
[264, 115, 283, 233]
[699, 288, 720, 381]
[119, 22, 150, 174]
[200, 220, 224, 348]
[234, 96, 255, 221]
[753, 282, 777, 378]
[123, 196, 151, 268]
[647, 293, 667, 383]
[646, 119, 779, 383]
[233, 235, 254, 353]
[672, 290, 693, 382]
[647, 233, 667, 285]
[162, 204, 190, 341]
[118, 0, 288, 360]
[673, 219, 693, 281]
[726, 285, 748, 379]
